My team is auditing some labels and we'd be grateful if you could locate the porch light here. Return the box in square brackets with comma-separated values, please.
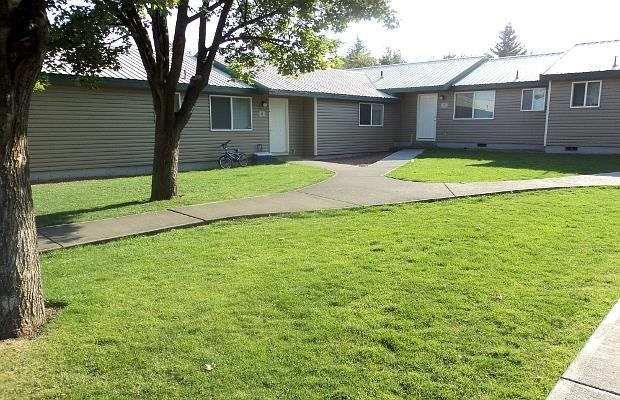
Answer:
[261, 101, 268, 107]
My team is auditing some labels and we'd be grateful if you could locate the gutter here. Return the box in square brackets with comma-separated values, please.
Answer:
[541, 70, 620, 81]
[46, 73, 257, 95]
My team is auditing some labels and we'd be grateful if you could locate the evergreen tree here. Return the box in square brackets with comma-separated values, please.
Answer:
[344, 37, 377, 68]
[379, 47, 405, 65]
[490, 23, 527, 57]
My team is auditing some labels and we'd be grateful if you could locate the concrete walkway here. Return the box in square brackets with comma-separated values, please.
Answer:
[38, 148, 620, 252]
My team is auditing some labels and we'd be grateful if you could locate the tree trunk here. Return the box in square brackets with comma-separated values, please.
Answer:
[150, 104, 181, 201]
[0, 0, 49, 339]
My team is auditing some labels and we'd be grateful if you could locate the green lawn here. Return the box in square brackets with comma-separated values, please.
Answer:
[388, 148, 620, 182]
[2, 187, 619, 399]
[33, 164, 332, 227]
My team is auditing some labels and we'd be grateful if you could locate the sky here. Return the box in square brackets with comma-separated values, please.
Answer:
[331, 0, 620, 61]
[178, 0, 620, 62]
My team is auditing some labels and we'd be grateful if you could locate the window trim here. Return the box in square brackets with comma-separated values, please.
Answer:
[358, 103, 384, 127]
[520, 88, 547, 112]
[453, 90, 496, 120]
[569, 80, 602, 109]
[209, 95, 253, 131]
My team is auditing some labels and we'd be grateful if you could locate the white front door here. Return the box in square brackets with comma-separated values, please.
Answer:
[269, 98, 289, 154]
[416, 93, 438, 141]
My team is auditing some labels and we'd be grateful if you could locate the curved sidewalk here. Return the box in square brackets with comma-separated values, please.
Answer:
[37, 149, 620, 252]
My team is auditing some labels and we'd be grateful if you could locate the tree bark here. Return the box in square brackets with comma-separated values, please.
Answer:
[0, 0, 49, 339]
[150, 100, 181, 201]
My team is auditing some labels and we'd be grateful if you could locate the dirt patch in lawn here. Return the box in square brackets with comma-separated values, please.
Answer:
[323, 152, 392, 167]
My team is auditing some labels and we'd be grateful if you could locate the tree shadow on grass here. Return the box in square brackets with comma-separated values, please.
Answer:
[36, 199, 150, 227]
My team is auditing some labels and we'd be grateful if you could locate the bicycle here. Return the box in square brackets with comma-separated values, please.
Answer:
[218, 140, 248, 169]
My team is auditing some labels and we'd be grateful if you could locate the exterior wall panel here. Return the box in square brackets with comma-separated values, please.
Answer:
[302, 98, 315, 157]
[435, 87, 546, 146]
[398, 93, 417, 145]
[546, 78, 620, 147]
[28, 85, 156, 173]
[28, 85, 271, 180]
[181, 93, 269, 162]
[286, 97, 305, 156]
[315, 99, 399, 156]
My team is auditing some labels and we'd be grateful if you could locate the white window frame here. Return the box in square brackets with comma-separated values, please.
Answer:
[359, 103, 384, 127]
[570, 80, 602, 109]
[453, 91, 496, 120]
[520, 88, 547, 112]
[209, 95, 253, 131]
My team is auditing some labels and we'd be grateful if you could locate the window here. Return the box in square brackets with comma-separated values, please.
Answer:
[454, 91, 495, 119]
[571, 81, 601, 108]
[521, 88, 546, 111]
[359, 103, 384, 126]
[210, 95, 252, 130]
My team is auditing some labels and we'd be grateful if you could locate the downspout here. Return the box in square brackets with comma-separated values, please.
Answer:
[543, 80, 552, 150]
[313, 97, 318, 157]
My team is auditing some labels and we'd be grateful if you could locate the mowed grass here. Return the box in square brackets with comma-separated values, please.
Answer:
[388, 148, 620, 182]
[1, 188, 618, 399]
[33, 163, 332, 227]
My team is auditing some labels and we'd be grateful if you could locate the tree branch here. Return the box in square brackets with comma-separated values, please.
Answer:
[148, 5, 169, 88]
[187, 0, 226, 23]
[167, 0, 190, 92]
[176, 0, 233, 131]
[116, 1, 159, 95]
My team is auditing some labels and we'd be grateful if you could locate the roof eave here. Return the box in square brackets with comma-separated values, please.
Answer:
[46, 73, 257, 94]
[382, 85, 449, 94]
[541, 70, 620, 81]
[453, 81, 547, 91]
[265, 89, 398, 102]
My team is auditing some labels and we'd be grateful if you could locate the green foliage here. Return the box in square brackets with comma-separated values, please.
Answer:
[489, 23, 527, 57]
[388, 149, 620, 182]
[1, 188, 618, 398]
[343, 36, 377, 68]
[33, 163, 332, 227]
[47, 0, 397, 81]
[33, 74, 49, 92]
[46, 1, 130, 78]
[379, 47, 405, 65]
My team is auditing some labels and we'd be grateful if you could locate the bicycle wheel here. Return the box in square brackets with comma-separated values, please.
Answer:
[218, 155, 233, 169]
[237, 153, 248, 167]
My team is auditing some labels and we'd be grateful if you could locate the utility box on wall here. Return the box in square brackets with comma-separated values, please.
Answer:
[254, 152, 273, 164]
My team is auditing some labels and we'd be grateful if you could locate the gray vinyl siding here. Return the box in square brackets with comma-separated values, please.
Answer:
[28, 85, 155, 173]
[315, 99, 399, 156]
[286, 97, 305, 157]
[302, 98, 315, 156]
[436, 87, 546, 145]
[546, 78, 620, 147]
[181, 94, 268, 162]
[398, 93, 417, 144]
[28, 85, 270, 178]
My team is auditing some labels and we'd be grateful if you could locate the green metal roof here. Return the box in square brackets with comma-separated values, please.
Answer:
[454, 53, 562, 88]
[350, 57, 487, 92]
[542, 40, 620, 78]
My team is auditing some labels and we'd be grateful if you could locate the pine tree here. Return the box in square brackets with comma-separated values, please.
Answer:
[490, 23, 527, 57]
[344, 37, 377, 68]
[379, 47, 405, 65]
